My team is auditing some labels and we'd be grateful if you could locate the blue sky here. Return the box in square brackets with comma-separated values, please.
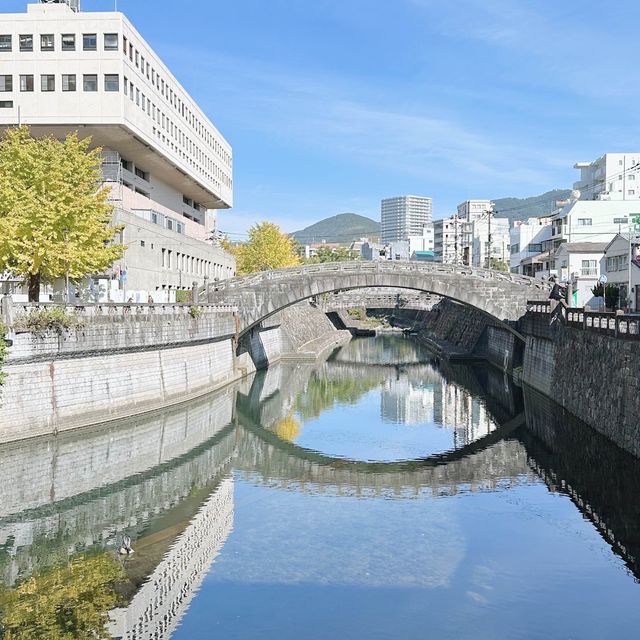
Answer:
[8, 1, 640, 237]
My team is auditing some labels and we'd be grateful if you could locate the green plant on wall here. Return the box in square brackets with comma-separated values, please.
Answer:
[591, 283, 620, 309]
[13, 307, 85, 335]
[189, 305, 202, 319]
[0, 322, 7, 386]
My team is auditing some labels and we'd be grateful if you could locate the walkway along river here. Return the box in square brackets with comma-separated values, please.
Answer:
[0, 336, 639, 639]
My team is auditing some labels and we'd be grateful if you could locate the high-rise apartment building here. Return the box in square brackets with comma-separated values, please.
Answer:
[380, 195, 432, 243]
[574, 153, 640, 201]
[0, 0, 235, 301]
[457, 199, 492, 222]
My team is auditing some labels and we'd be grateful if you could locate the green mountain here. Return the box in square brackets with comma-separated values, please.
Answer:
[292, 213, 380, 245]
[492, 189, 571, 222]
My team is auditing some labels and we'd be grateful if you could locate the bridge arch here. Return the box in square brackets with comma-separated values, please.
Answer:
[210, 261, 550, 340]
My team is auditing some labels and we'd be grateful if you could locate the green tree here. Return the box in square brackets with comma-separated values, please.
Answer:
[310, 246, 359, 263]
[489, 258, 509, 272]
[234, 222, 300, 274]
[0, 127, 123, 301]
[0, 552, 125, 640]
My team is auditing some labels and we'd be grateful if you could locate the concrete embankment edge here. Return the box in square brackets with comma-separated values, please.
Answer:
[0, 302, 349, 444]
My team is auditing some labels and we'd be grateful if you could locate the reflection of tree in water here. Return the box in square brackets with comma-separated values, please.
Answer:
[0, 552, 126, 640]
[294, 370, 384, 422]
[331, 335, 431, 365]
[274, 414, 301, 442]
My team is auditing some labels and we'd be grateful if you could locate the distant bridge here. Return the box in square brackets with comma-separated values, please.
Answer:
[209, 261, 550, 338]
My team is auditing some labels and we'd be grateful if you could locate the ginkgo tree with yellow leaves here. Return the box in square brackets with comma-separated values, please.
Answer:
[0, 127, 123, 301]
[231, 221, 300, 275]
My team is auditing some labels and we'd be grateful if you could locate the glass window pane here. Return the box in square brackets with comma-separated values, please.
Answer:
[104, 74, 119, 92]
[0, 75, 12, 92]
[61, 34, 75, 51]
[20, 75, 34, 92]
[0, 35, 12, 52]
[40, 34, 54, 51]
[83, 74, 98, 91]
[62, 74, 76, 91]
[104, 33, 118, 50]
[41, 75, 55, 91]
[19, 34, 33, 51]
[83, 33, 97, 51]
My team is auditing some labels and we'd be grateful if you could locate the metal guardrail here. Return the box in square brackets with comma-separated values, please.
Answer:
[527, 301, 640, 340]
[211, 261, 552, 293]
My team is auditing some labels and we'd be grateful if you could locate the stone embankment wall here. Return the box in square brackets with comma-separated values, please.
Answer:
[522, 323, 640, 457]
[0, 301, 348, 444]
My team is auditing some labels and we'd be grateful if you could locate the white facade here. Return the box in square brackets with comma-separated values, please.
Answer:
[433, 216, 473, 264]
[457, 199, 492, 222]
[0, 2, 235, 299]
[471, 216, 510, 268]
[381, 195, 432, 243]
[509, 217, 552, 275]
[554, 242, 608, 308]
[407, 224, 435, 255]
[603, 234, 640, 311]
[574, 153, 640, 202]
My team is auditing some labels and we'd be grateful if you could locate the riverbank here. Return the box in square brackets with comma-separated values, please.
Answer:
[0, 301, 349, 444]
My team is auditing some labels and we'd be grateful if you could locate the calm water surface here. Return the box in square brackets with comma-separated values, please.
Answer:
[1, 336, 640, 639]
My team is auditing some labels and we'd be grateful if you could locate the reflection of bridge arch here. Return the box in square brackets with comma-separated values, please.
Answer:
[235, 390, 533, 497]
[210, 261, 550, 339]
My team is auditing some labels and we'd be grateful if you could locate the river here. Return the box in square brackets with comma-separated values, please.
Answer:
[1, 335, 639, 639]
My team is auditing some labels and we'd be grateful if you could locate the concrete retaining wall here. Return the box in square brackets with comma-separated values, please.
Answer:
[0, 301, 348, 444]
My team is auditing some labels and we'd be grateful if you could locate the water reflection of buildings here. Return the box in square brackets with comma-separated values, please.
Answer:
[109, 477, 234, 640]
[379, 363, 496, 447]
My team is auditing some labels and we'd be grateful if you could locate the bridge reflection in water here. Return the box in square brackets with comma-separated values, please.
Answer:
[0, 337, 640, 638]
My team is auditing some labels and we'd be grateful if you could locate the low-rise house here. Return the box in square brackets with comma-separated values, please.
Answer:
[602, 233, 640, 311]
[554, 242, 608, 307]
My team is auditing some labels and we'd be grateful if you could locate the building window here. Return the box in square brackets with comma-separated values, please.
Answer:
[121, 159, 132, 171]
[83, 33, 97, 51]
[41, 74, 55, 92]
[629, 189, 636, 196]
[135, 50, 139, 67]
[0, 100, 13, 108]
[123, 76, 128, 95]
[104, 33, 118, 51]
[61, 34, 76, 51]
[122, 35, 127, 54]
[104, 74, 119, 92]
[0, 35, 12, 52]
[581, 260, 597, 276]
[20, 74, 34, 92]
[40, 34, 54, 51]
[135, 88, 140, 106]
[629, 175, 636, 181]
[62, 74, 76, 92]
[83, 74, 98, 92]
[19, 34, 33, 52]
[0, 76, 12, 92]
[577, 218, 592, 226]
[135, 167, 148, 181]
[128, 42, 133, 60]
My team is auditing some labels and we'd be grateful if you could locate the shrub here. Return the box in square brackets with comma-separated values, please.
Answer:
[176, 289, 192, 303]
[189, 305, 202, 319]
[14, 307, 85, 335]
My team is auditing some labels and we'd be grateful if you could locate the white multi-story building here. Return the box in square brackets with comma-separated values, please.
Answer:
[0, 0, 235, 301]
[433, 216, 473, 264]
[471, 215, 510, 268]
[380, 195, 432, 243]
[509, 217, 552, 276]
[574, 153, 640, 202]
[457, 199, 492, 222]
[554, 242, 608, 307]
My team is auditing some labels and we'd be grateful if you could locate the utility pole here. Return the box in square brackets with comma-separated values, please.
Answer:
[486, 208, 492, 269]
[454, 215, 459, 264]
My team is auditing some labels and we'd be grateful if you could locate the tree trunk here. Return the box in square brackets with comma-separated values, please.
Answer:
[27, 272, 41, 302]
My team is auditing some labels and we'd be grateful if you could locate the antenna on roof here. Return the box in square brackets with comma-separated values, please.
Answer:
[39, 0, 80, 12]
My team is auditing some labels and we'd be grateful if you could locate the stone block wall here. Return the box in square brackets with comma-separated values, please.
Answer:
[487, 326, 518, 372]
[522, 325, 640, 457]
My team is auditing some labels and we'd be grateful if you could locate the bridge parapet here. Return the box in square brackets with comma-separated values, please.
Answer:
[208, 261, 551, 337]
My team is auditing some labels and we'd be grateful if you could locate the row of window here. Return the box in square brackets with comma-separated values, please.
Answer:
[606, 255, 629, 272]
[122, 34, 231, 171]
[0, 73, 119, 93]
[160, 248, 219, 277]
[0, 32, 119, 52]
[125, 75, 230, 189]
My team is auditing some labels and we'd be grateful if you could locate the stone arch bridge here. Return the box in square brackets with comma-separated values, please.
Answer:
[208, 261, 550, 338]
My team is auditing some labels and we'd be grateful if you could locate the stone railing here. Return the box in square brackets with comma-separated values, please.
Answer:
[212, 261, 552, 292]
[3, 299, 237, 327]
[527, 301, 640, 340]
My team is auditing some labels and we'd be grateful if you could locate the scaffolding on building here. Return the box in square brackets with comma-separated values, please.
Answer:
[101, 149, 123, 206]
